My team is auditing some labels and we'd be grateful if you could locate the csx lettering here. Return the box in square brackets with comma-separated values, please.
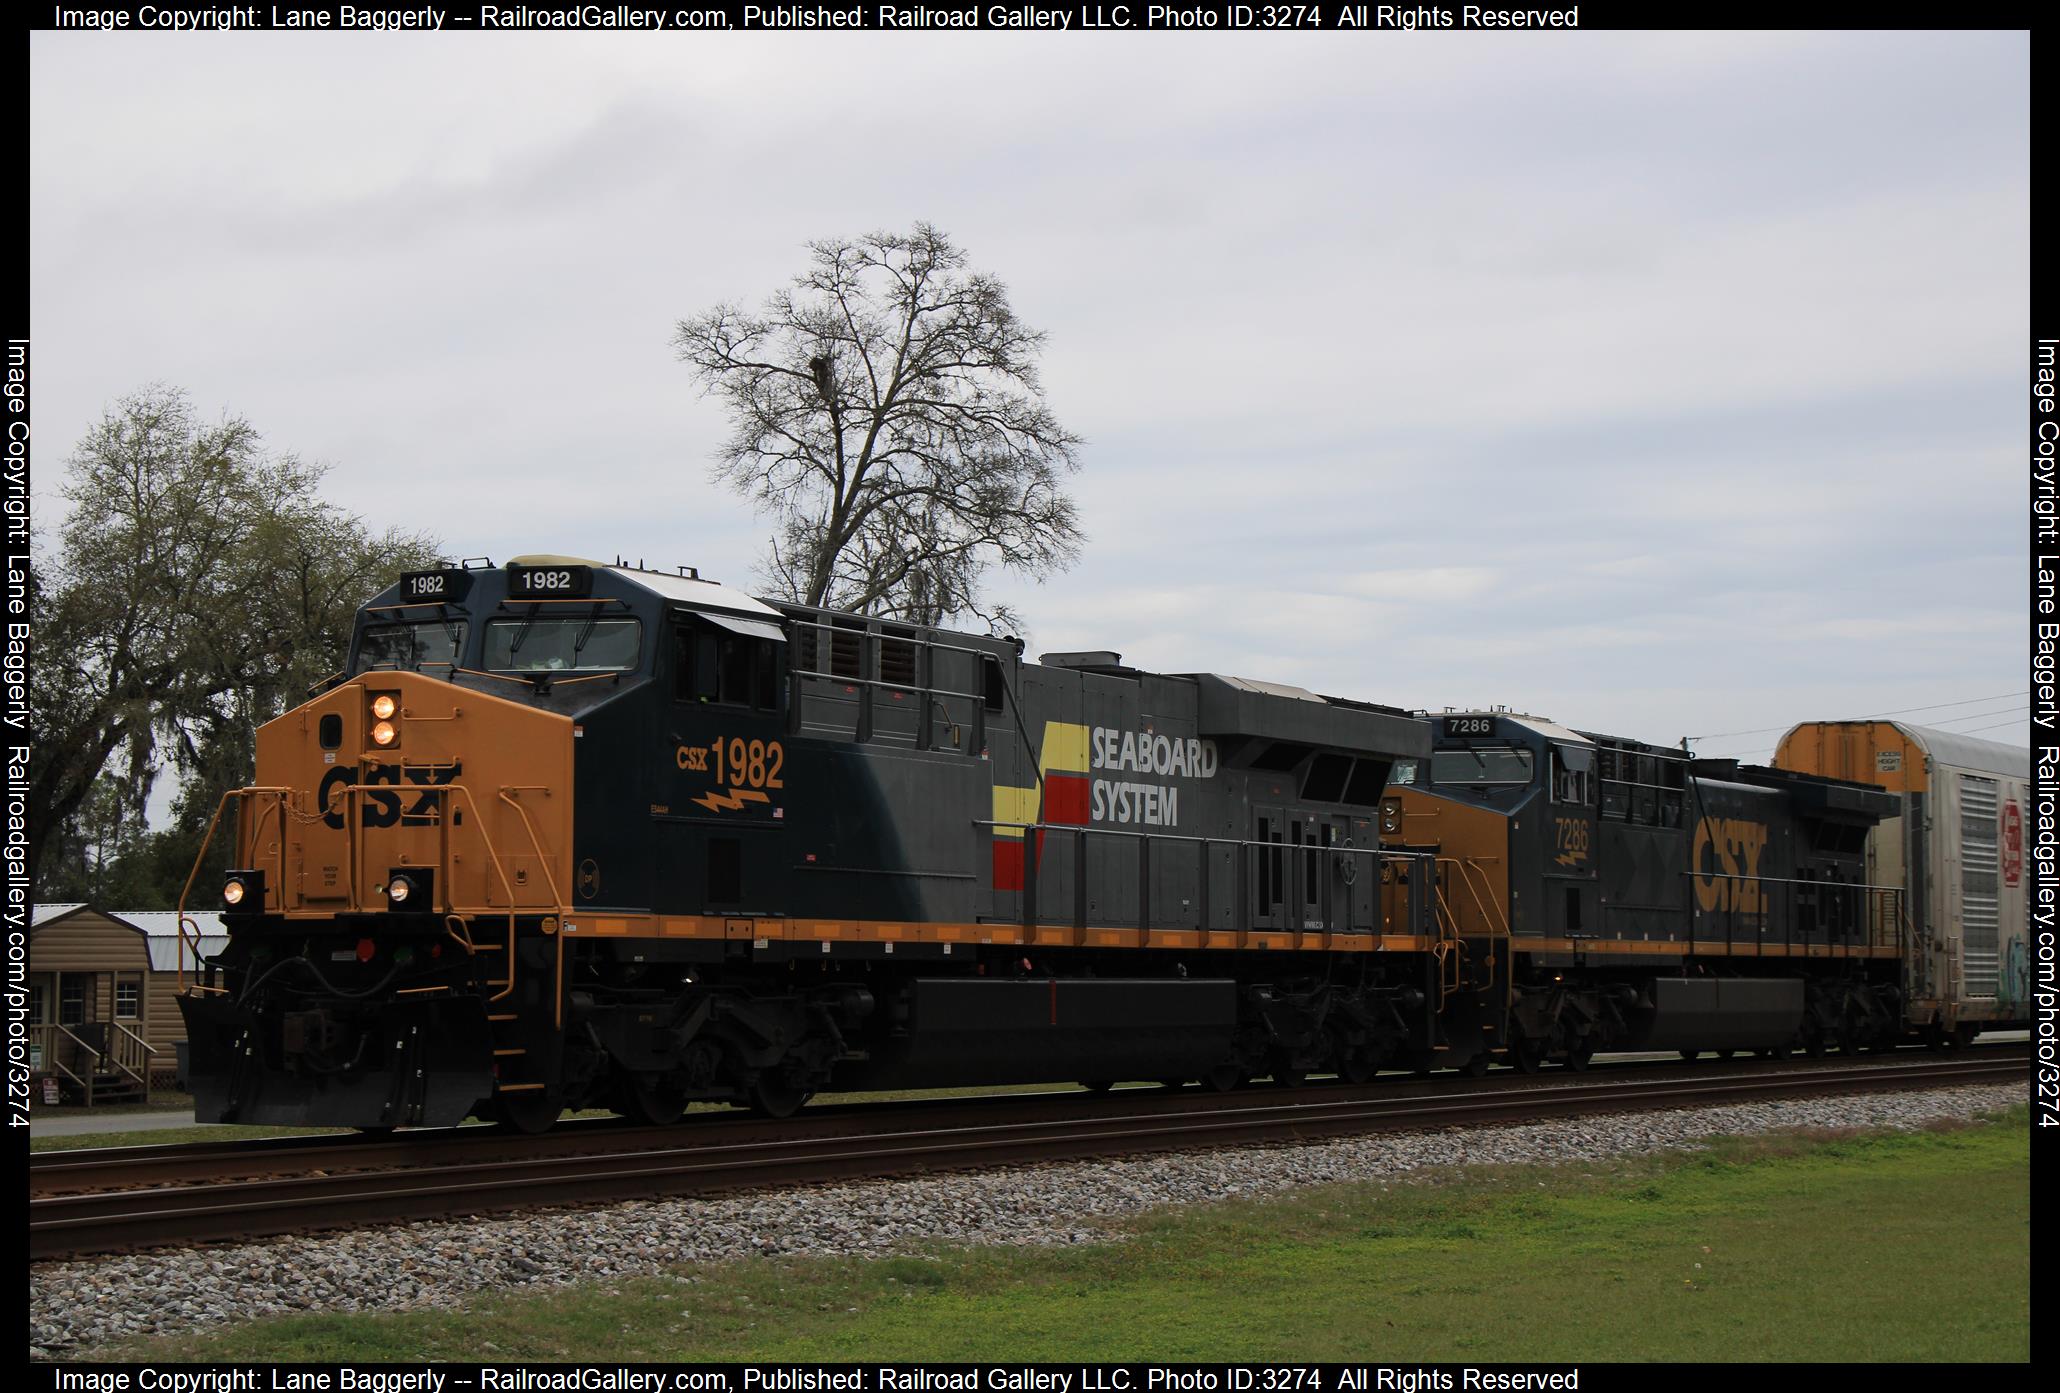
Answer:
[676, 744, 709, 771]
[318, 761, 462, 829]
[1693, 818, 1769, 912]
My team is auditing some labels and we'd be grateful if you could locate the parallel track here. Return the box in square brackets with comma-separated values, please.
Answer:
[29, 1051, 2023, 1262]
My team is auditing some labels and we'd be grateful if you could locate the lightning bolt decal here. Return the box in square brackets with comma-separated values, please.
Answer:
[692, 787, 773, 813]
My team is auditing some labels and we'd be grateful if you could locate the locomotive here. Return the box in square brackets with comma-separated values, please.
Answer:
[174, 556, 2014, 1132]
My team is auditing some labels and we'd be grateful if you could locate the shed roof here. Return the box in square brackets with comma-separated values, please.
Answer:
[31, 904, 230, 973]
[146, 936, 230, 973]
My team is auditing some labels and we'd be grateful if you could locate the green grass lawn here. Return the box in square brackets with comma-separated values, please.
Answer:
[90, 1107, 2028, 1363]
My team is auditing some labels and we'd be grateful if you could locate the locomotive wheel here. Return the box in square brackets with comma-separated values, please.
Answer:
[1339, 1052, 1377, 1085]
[1804, 1033, 1828, 1057]
[1461, 1051, 1491, 1078]
[1678, 1050, 1701, 1063]
[1715, 1049, 1737, 1060]
[493, 1093, 562, 1135]
[1563, 1044, 1593, 1073]
[1081, 1081, 1116, 1093]
[1272, 1066, 1308, 1088]
[622, 1075, 687, 1127]
[748, 1076, 814, 1119]
[1157, 1078, 1189, 1092]
[1203, 1063, 1246, 1093]
[1508, 1035, 1545, 1075]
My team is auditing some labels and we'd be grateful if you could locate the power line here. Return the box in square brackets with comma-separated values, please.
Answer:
[1683, 690, 2029, 744]
[1954, 717, 2033, 738]
[1928, 704, 2028, 729]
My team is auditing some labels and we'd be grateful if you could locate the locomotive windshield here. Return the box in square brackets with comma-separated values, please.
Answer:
[355, 621, 468, 674]
[484, 616, 642, 672]
[1431, 747, 1534, 785]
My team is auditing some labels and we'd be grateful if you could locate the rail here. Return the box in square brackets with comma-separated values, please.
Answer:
[174, 786, 295, 993]
[175, 777, 563, 1011]
[784, 611, 993, 753]
[104, 1023, 158, 1087]
[1681, 871, 1905, 958]
[28, 1025, 94, 1090]
[977, 820, 1436, 946]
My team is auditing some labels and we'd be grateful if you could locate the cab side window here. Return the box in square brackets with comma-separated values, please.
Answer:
[1551, 746, 1594, 806]
[672, 618, 783, 711]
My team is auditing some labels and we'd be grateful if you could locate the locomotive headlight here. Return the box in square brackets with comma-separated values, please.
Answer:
[370, 694, 397, 720]
[370, 720, 398, 747]
[384, 868, 432, 910]
[222, 869, 264, 911]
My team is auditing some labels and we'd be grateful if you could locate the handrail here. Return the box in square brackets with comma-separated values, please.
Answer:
[106, 1022, 158, 1084]
[1435, 856, 1509, 937]
[1681, 871, 1902, 956]
[1427, 884, 1466, 1004]
[497, 786, 570, 1025]
[174, 786, 291, 993]
[981, 819, 1431, 939]
[31, 1027, 92, 1088]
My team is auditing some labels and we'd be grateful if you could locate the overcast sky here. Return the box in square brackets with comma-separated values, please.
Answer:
[30, 29, 2030, 763]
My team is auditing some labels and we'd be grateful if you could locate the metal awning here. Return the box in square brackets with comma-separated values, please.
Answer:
[699, 611, 787, 644]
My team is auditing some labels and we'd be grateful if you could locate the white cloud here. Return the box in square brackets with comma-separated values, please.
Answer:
[28, 28, 2030, 752]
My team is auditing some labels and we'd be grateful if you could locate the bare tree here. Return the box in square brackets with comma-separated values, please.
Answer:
[674, 223, 1084, 628]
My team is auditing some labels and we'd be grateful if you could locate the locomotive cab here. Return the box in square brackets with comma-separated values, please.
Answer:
[177, 556, 802, 1129]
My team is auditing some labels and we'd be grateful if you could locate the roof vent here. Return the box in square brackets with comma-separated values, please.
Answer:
[1041, 651, 1123, 669]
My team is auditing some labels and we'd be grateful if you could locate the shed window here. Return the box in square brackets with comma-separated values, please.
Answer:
[60, 980, 85, 1026]
[114, 979, 141, 1021]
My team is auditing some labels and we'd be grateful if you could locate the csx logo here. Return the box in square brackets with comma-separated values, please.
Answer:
[318, 761, 461, 829]
[1693, 818, 1769, 913]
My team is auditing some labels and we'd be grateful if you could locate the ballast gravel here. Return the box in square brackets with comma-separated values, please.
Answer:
[28, 1082, 2021, 1358]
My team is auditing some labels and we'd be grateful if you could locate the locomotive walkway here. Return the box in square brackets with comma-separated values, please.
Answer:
[28, 1048, 2024, 1262]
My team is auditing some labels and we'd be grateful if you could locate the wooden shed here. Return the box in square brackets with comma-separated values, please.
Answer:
[29, 903, 227, 1104]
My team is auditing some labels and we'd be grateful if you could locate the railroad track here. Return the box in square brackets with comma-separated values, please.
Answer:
[29, 1044, 2020, 1196]
[29, 1051, 2022, 1262]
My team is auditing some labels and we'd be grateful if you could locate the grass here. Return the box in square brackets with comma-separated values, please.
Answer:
[90, 1107, 2028, 1363]
[32, 1090, 199, 1116]
[29, 1124, 351, 1152]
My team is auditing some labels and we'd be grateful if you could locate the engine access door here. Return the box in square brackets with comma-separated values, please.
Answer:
[661, 610, 790, 918]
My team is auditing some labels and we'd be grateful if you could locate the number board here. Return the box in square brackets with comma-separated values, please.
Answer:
[399, 569, 473, 603]
[507, 564, 593, 600]
[1443, 715, 1496, 738]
